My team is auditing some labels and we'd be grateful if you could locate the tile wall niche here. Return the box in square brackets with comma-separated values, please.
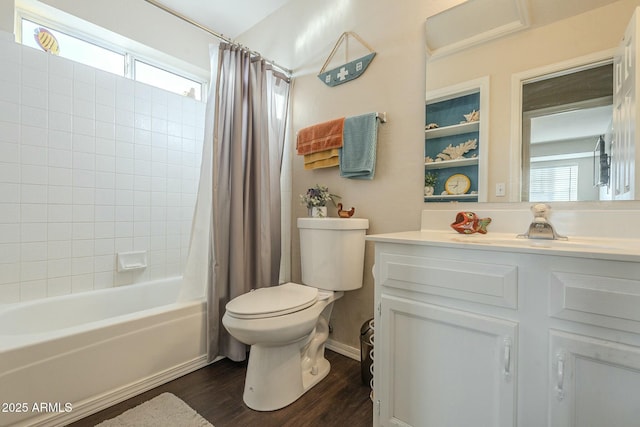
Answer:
[0, 32, 205, 303]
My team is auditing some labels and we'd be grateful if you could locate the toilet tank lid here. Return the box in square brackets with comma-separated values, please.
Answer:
[297, 217, 369, 230]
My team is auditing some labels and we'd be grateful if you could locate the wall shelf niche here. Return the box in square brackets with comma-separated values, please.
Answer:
[425, 77, 489, 202]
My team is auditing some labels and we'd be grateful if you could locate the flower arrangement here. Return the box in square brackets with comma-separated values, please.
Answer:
[424, 172, 438, 197]
[300, 185, 340, 209]
[424, 172, 438, 187]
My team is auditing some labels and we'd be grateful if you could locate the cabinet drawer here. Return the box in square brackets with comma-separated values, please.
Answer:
[379, 252, 518, 308]
[550, 272, 640, 333]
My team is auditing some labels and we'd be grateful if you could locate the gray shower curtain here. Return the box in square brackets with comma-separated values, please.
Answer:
[207, 43, 290, 362]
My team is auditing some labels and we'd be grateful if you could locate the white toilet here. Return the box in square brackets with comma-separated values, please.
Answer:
[222, 217, 369, 411]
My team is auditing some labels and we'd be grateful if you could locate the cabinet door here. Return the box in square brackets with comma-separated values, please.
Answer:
[549, 330, 640, 426]
[376, 295, 517, 427]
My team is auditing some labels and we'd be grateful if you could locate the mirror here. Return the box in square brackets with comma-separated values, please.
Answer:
[521, 62, 613, 202]
[425, 0, 638, 203]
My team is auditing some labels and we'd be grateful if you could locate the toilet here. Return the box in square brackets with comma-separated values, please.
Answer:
[222, 217, 369, 411]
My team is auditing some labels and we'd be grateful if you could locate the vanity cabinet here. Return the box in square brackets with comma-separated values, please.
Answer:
[369, 236, 640, 427]
[548, 331, 640, 426]
[424, 77, 488, 202]
[378, 295, 517, 426]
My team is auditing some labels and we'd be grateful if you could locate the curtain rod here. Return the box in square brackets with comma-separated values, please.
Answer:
[143, 0, 292, 75]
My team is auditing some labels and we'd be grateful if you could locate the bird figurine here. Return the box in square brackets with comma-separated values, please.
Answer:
[450, 211, 491, 234]
[337, 203, 355, 218]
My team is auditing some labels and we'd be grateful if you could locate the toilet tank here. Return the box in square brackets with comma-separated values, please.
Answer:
[297, 217, 369, 291]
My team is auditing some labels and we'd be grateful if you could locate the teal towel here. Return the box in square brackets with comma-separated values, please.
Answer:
[339, 112, 378, 180]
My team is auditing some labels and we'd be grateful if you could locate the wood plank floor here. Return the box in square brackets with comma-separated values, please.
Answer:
[69, 350, 373, 427]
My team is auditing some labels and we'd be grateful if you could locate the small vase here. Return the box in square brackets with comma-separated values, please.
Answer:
[424, 186, 434, 197]
[308, 206, 327, 217]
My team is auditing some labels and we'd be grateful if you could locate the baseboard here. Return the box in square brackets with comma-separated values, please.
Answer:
[325, 339, 360, 361]
[25, 355, 211, 427]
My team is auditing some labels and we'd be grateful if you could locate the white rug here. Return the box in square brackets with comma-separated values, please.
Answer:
[95, 393, 213, 427]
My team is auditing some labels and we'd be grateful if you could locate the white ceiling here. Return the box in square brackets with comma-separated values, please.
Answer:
[528, 0, 625, 27]
[530, 105, 613, 144]
[425, 0, 623, 55]
[154, 0, 623, 41]
[152, 0, 294, 39]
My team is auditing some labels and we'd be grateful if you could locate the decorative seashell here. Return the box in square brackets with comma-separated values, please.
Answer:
[463, 110, 480, 122]
[436, 139, 478, 161]
[426, 123, 439, 130]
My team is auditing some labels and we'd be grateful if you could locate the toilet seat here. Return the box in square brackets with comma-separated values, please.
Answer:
[226, 282, 319, 319]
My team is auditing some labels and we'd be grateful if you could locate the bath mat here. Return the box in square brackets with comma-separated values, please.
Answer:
[95, 393, 213, 427]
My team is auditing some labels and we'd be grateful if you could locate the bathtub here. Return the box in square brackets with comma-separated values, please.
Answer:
[0, 277, 207, 427]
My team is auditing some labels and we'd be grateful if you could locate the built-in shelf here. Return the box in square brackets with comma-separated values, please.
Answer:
[424, 77, 489, 203]
[425, 121, 479, 139]
[424, 193, 478, 201]
[424, 157, 479, 169]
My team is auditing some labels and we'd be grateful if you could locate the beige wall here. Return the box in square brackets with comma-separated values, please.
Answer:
[240, 0, 445, 350]
[239, 0, 640, 350]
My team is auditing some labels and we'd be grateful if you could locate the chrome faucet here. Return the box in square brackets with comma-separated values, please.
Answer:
[517, 203, 567, 240]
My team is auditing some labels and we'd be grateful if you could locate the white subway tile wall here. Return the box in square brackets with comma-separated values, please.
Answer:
[0, 34, 205, 303]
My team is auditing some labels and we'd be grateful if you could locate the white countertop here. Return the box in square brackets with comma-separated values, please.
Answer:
[367, 229, 640, 262]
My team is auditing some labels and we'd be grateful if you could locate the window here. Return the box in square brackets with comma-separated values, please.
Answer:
[530, 165, 578, 202]
[22, 18, 125, 76]
[18, 16, 205, 100]
[134, 60, 201, 99]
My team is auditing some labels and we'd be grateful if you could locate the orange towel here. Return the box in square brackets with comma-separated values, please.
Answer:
[296, 117, 345, 155]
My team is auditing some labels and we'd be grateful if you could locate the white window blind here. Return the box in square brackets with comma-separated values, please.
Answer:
[530, 165, 578, 201]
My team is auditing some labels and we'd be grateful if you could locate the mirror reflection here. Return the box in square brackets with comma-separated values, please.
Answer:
[424, 0, 639, 203]
[521, 62, 613, 202]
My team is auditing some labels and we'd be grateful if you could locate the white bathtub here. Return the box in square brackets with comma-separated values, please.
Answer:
[0, 277, 207, 427]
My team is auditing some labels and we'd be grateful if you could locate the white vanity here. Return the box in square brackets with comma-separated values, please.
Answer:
[368, 208, 640, 427]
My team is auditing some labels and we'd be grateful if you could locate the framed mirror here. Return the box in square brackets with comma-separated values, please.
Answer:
[425, 0, 639, 203]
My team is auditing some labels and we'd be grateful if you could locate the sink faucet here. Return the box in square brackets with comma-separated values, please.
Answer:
[517, 203, 567, 240]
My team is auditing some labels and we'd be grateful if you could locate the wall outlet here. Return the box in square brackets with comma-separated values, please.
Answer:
[496, 183, 506, 197]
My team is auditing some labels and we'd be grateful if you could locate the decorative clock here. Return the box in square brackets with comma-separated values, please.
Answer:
[445, 173, 471, 195]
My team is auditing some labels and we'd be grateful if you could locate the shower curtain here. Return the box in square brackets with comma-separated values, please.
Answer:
[182, 42, 290, 362]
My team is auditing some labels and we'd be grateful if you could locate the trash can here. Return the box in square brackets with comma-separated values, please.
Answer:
[360, 318, 374, 386]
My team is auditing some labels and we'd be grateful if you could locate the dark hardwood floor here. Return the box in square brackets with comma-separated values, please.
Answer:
[69, 350, 373, 427]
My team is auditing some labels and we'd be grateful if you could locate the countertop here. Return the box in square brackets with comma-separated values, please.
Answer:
[367, 230, 640, 262]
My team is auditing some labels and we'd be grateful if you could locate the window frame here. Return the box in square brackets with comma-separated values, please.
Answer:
[15, 8, 208, 101]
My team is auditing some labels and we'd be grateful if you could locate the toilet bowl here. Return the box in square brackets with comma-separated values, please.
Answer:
[222, 217, 369, 411]
[222, 283, 341, 411]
